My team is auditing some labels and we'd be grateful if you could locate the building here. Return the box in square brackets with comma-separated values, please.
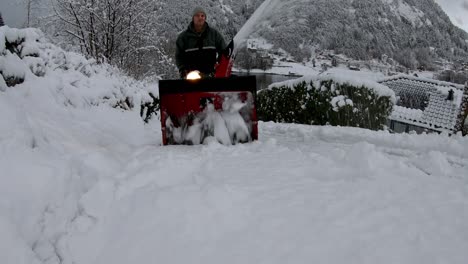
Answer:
[379, 75, 468, 134]
[246, 39, 273, 56]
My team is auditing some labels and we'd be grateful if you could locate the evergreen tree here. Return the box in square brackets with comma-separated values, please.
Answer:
[0, 12, 5, 27]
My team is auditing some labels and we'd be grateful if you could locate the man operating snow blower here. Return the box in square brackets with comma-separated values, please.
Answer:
[175, 7, 226, 79]
[158, 6, 257, 145]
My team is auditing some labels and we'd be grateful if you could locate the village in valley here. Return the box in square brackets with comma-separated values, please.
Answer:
[238, 36, 468, 135]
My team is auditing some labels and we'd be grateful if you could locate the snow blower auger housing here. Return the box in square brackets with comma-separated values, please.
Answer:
[159, 76, 258, 145]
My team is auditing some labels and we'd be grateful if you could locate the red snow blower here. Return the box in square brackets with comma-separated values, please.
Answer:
[158, 40, 258, 145]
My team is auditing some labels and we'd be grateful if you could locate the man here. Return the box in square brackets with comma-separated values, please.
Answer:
[175, 7, 226, 78]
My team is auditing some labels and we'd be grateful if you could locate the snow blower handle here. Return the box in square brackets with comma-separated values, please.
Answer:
[215, 39, 235, 78]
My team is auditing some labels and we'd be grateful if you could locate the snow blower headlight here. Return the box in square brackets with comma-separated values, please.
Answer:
[186, 70, 202, 80]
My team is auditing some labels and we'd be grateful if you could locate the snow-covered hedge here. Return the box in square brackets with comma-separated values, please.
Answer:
[258, 75, 396, 130]
[0, 26, 158, 121]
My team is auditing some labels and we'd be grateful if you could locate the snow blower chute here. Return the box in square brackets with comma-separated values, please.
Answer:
[158, 40, 258, 145]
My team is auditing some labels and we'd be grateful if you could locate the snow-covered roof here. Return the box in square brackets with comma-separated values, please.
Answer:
[391, 105, 424, 122]
[246, 38, 273, 51]
[379, 74, 465, 91]
[380, 74, 466, 132]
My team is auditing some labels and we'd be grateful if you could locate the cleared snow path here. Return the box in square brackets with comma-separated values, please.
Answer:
[90, 124, 468, 264]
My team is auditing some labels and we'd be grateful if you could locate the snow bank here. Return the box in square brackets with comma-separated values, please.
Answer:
[1, 27, 160, 264]
[0, 52, 28, 81]
[0, 26, 157, 109]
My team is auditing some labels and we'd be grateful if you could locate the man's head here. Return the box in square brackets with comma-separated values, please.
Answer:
[192, 6, 206, 31]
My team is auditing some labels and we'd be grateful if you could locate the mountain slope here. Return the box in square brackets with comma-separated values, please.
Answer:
[240, 0, 468, 69]
[38, 0, 467, 77]
[155, 0, 468, 71]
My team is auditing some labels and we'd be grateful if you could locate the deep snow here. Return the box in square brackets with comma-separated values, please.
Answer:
[1, 83, 468, 263]
[1, 26, 468, 264]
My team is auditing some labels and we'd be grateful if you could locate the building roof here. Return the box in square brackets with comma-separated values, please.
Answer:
[379, 74, 465, 132]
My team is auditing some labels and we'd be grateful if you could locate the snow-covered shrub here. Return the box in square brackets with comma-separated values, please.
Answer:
[0, 27, 42, 89]
[258, 75, 395, 130]
[456, 88, 468, 136]
[0, 26, 158, 121]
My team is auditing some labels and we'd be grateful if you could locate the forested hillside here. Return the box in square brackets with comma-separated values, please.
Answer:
[37, 0, 468, 78]
[248, 0, 468, 69]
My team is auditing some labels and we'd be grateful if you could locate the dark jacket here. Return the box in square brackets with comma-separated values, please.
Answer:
[175, 22, 226, 77]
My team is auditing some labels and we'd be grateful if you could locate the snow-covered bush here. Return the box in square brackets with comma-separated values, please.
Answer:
[0, 26, 158, 121]
[456, 90, 468, 136]
[258, 75, 395, 130]
[0, 27, 41, 90]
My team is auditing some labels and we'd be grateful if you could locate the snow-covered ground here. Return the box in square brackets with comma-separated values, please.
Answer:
[2, 87, 468, 263]
[2, 26, 468, 264]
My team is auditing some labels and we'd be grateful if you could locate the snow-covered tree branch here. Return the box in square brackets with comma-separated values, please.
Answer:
[52, 0, 158, 77]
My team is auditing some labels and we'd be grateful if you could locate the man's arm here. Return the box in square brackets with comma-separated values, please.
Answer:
[175, 34, 186, 74]
[215, 29, 226, 52]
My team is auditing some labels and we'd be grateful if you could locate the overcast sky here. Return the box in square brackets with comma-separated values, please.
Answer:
[435, 0, 468, 33]
[1, 0, 468, 33]
[0, 0, 28, 28]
